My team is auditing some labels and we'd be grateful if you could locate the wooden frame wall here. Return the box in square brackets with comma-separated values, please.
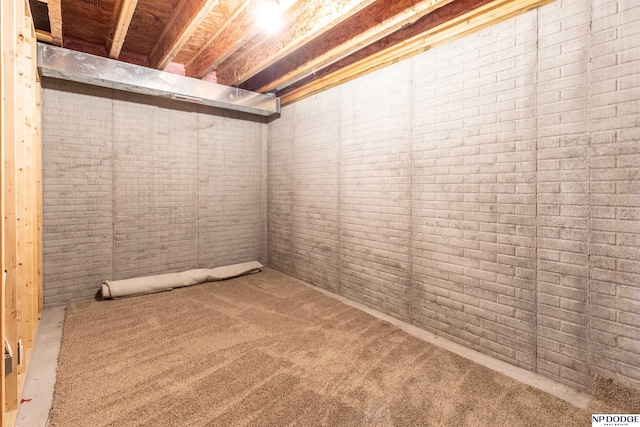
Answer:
[1, 1, 43, 425]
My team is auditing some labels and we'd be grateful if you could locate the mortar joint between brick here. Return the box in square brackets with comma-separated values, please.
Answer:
[409, 59, 415, 326]
[586, 0, 593, 392]
[110, 89, 115, 283]
[337, 86, 343, 295]
[263, 117, 268, 267]
[196, 108, 200, 268]
[534, 6, 540, 376]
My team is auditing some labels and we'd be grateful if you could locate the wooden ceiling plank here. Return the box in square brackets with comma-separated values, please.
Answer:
[281, 0, 508, 102]
[222, 0, 453, 91]
[35, 29, 53, 44]
[280, 0, 552, 105]
[187, 0, 376, 80]
[47, 0, 63, 46]
[106, 0, 139, 59]
[184, 0, 265, 79]
[276, 0, 493, 96]
[250, 0, 455, 93]
[149, 0, 221, 70]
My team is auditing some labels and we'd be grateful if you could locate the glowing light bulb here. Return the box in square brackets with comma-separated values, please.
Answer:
[256, 0, 283, 35]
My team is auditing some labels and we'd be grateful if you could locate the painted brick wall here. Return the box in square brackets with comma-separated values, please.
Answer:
[268, 0, 640, 392]
[412, 12, 538, 371]
[588, 0, 640, 389]
[536, 0, 591, 389]
[42, 84, 114, 305]
[340, 64, 413, 321]
[112, 95, 199, 280]
[42, 80, 266, 306]
[271, 89, 342, 292]
[197, 110, 264, 268]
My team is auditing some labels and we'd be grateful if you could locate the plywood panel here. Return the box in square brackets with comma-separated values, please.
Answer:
[171, 0, 243, 65]
[184, 0, 263, 78]
[60, 0, 117, 46]
[197, 0, 377, 81]
[148, 0, 220, 69]
[120, 0, 181, 55]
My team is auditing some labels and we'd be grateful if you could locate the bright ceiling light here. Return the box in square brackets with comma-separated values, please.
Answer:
[256, 0, 283, 35]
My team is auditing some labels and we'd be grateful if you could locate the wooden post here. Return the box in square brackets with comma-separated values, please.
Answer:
[2, 0, 41, 421]
[23, 14, 35, 350]
[3, 0, 20, 413]
[35, 76, 42, 317]
[14, 7, 27, 380]
[0, 0, 6, 421]
[32, 24, 42, 337]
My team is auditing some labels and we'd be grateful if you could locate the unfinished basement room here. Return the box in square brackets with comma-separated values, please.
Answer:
[2, 0, 640, 425]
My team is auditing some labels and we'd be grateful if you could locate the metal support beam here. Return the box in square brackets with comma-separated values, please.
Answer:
[37, 43, 280, 117]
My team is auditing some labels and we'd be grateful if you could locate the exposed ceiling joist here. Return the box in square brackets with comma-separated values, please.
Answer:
[214, 0, 378, 86]
[39, 0, 63, 47]
[249, 0, 456, 93]
[32, 0, 554, 106]
[280, 0, 553, 105]
[106, 0, 139, 59]
[35, 29, 53, 44]
[184, 0, 265, 79]
[149, 0, 221, 70]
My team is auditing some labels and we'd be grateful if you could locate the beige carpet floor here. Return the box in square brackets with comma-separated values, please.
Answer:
[50, 268, 638, 426]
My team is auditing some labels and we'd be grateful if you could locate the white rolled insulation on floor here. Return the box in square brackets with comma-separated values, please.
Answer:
[101, 261, 263, 299]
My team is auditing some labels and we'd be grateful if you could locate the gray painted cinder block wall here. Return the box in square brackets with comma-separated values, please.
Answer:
[42, 80, 267, 306]
[268, 0, 640, 392]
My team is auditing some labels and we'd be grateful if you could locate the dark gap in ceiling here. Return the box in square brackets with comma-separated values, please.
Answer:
[29, 0, 51, 33]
